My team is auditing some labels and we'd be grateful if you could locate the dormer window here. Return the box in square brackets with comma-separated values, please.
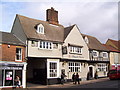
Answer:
[92, 50, 98, 57]
[102, 52, 108, 58]
[84, 36, 89, 44]
[37, 24, 44, 34]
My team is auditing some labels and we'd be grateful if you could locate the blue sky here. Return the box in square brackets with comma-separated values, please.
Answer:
[0, 0, 119, 43]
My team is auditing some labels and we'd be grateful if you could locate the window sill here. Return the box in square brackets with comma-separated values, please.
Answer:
[48, 77, 59, 79]
[15, 60, 22, 62]
[37, 32, 44, 34]
[93, 56, 98, 58]
[98, 71, 107, 72]
[38, 48, 53, 51]
[103, 57, 108, 58]
[69, 71, 81, 73]
[69, 52, 82, 55]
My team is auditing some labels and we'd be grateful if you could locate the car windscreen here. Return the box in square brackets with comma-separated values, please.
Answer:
[118, 70, 120, 73]
[109, 70, 117, 74]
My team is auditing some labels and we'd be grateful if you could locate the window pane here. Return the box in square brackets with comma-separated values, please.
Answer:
[16, 48, 19, 53]
[16, 55, 19, 60]
[43, 42, 45, 48]
[50, 43, 52, 49]
[16, 48, 22, 60]
[46, 42, 48, 49]
[40, 42, 42, 48]
[49, 62, 57, 77]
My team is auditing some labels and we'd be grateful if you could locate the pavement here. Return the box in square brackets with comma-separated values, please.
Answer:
[27, 77, 109, 88]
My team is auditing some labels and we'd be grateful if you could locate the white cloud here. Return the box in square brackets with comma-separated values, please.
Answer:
[1, 1, 118, 43]
[0, 3, 2, 31]
[1, 0, 119, 2]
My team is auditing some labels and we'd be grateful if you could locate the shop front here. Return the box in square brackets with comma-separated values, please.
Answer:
[0, 62, 27, 88]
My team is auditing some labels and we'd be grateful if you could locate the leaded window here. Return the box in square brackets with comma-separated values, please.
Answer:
[68, 62, 81, 72]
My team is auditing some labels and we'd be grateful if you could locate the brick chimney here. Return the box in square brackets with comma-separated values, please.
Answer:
[46, 7, 59, 25]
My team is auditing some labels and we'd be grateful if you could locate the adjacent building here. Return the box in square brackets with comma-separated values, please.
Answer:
[0, 31, 27, 88]
[82, 34, 110, 78]
[105, 39, 120, 67]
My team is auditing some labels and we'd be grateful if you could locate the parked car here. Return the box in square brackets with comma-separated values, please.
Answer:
[108, 69, 120, 80]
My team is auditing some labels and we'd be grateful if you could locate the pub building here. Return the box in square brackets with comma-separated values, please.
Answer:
[0, 31, 27, 88]
[11, 7, 110, 84]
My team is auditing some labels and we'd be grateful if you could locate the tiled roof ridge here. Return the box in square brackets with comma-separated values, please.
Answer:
[65, 24, 76, 29]
[17, 14, 64, 27]
[82, 33, 103, 44]
[81, 33, 97, 39]
[108, 38, 118, 41]
[103, 44, 120, 52]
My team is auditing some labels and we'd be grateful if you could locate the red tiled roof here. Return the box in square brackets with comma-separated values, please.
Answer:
[108, 39, 120, 49]
[81, 34, 109, 51]
[103, 44, 120, 52]
[15, 14, 64, 43]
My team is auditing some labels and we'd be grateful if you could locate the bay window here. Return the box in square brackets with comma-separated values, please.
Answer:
[69, 46, 82, 54]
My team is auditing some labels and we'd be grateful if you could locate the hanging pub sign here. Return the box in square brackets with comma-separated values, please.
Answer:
[62, 46, 67, 54]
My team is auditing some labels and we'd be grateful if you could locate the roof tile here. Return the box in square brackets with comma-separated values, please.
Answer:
[17, 14, 64, 43]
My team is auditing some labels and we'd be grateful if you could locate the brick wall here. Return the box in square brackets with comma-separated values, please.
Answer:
[1, 44, 26, 62]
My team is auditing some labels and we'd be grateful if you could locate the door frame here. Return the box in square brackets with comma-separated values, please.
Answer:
[88, 65, 94, 78]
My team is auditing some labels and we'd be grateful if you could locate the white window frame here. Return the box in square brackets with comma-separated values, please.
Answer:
[15, 48, 22, 61]
[102, 52, 108, 58]
[92, 50, 98, 57]
[97, 63, 107, 72]
[68, 62, 81, 72]
[37, 24, 44, 34]
[88, 65, 95, 78]
[38, 41, 53, 50]
[84, 36, 89, 44]
[69, 46, 82, 54]
[47, 60, 59, 78]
